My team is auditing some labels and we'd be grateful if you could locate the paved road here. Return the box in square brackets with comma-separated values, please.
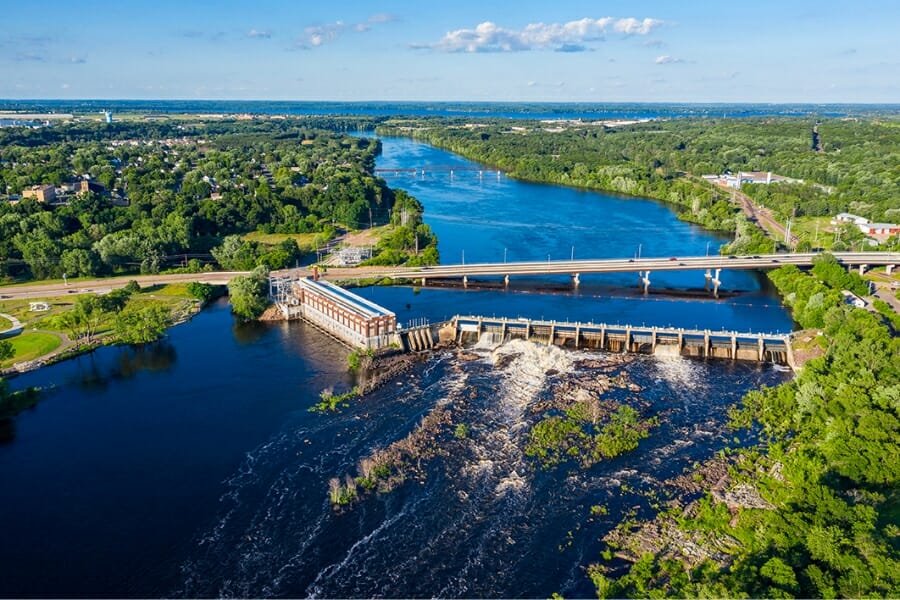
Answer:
[0, 272, 247, 300]
[338, 252, 900, 281]
[3, 252, 899, 300]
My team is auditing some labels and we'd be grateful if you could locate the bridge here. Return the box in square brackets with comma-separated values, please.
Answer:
[373, 165, 504, 178]
[342, 252, 900, 296]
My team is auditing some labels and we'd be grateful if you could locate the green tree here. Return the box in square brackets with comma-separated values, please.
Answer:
[0, 340, 13, 362]
[227, 266, 270, 321]
[114, 304, 170, 344]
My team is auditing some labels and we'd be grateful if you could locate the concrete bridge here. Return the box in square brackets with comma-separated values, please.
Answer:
[355, 251, 900, 296]
[373, 165, 504, 177]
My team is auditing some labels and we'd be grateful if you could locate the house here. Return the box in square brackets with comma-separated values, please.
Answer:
[701, 171, 801, 190]
[858, 222, 900, 241]
[22, 185, 56, 203]
[841, 290, 867, 308]
[833, 212, 869, 225]
[76, 179, 106, 196]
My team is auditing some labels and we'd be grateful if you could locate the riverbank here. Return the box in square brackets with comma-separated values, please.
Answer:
[0, 282, 223, 379]
[586, 264, 900, 598]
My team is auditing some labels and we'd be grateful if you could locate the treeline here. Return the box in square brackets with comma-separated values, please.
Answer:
[595, 257, 900, 598]
[378, 116, 900, 249]
[0, 118, 425, 281]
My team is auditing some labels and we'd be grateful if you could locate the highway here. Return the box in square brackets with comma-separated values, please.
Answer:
[372, 252, 900, 280]
[2, 253, 898, 300]
[0, 272, 246, 300]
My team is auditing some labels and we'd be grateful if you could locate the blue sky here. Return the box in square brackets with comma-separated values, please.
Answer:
[2, 0, 898, 102]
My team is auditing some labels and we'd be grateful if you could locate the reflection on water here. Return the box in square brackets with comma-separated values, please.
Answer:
[66, 341, 178, 390]
[0, 417, 15, 444]
[232, 319, 271, 345]
[117, 342, 177, 378]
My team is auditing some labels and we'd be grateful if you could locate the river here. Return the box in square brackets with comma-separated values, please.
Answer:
[0, 136, 792, 598]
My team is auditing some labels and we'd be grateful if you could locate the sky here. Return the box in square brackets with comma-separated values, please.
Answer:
[2, 0, 898, 102]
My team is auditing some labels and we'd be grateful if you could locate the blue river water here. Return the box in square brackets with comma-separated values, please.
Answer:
[0, 134, 794, 598]
[354, 136, 792, 334]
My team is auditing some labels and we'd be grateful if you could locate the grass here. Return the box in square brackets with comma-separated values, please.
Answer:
[1, 332, 62, 368]
[0, 297, 78, 331]
[241, 231, 320, 250]
[0, 315, 12, 331]
[792, 216, 837, 250]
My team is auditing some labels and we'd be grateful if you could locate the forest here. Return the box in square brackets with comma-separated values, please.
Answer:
[590, 255, 900, 598]
[377, 116, 900, 253]
[0, 116, 436, 282]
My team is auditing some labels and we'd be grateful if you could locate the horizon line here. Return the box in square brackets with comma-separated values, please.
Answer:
[2, 98, 900, 106]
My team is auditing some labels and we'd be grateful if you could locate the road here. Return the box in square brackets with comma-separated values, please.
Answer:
[3, 252, 899, 300]
[0, 272, 247, 300]
[336, 252, 900, 281]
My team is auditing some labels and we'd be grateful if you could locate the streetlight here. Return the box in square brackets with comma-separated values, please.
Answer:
[504, 247, 507, 264]
[706, 241, 711, 256]
[571, 245, 575, 261]
[547, 254, 551, 263]
[637, 243, 642, 259]
[462, 249, 465, 265]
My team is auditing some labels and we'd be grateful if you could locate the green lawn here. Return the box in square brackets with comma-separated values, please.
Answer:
[1, 332, 62, 368]
[792, 217, 836, 250]
[0, 315, 12, 331]
[241, 231, 320, 250]
[0, 297, 77, 330]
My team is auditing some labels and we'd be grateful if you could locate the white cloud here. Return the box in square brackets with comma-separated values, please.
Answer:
[416, 17, 663, 53]
[296, 14, 396, 48]
[613, 18, 662, 35]
[655, 55, 684, 64]
[247, 29, 272, 39]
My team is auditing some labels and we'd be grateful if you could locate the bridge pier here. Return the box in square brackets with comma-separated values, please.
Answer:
[504, 274, 510, 288]
[651, 328, 657, 352]
[887, 265, 894, 275]
[704, 331, 710, 358]
[859, 264, 868, 275]
[758, 337, 765, 362]
[572, 273, 580, 289]
[463, 275, 468, 288]
[548, 324, 555, 346]
[639, 271, 651, 295]
[625, 326, 632, 352]
[421, 277, 427, 287]
[711, 268, 722, 298]
[731, 335, 737, 360]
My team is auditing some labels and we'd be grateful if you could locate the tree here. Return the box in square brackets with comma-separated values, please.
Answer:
[114, 304, 170, 344]
[227, 266, 270, 321]
[0, 340, 13, 362]
[63, 295, 107, 346]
